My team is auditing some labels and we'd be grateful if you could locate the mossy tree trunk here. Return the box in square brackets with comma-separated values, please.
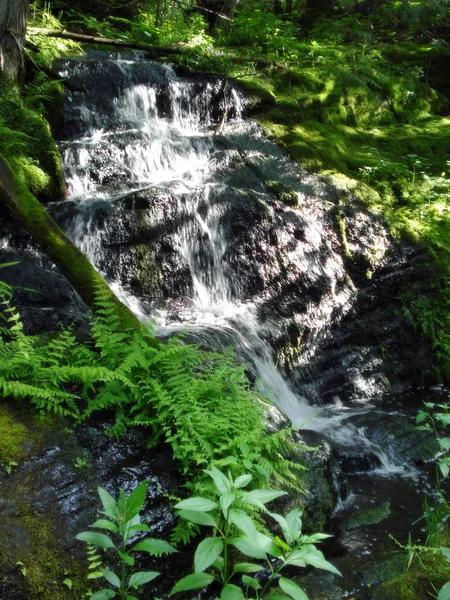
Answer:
[0, 0, 29, 83]
[0, 154, 142, 335]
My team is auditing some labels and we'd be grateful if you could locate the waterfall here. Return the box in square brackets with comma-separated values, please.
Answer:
[53, 53, 420, 476]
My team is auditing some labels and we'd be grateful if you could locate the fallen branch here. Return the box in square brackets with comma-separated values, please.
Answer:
[27, 27, 183, 56]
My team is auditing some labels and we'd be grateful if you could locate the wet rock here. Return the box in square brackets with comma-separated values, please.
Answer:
[281, 429, 347, 532]
[0, 404, 181, 600]
[0, 247, 90, 337]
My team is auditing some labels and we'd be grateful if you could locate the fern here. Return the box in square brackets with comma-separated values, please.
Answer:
[0, 280, 305, 516]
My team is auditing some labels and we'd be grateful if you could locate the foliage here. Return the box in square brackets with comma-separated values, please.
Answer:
[412, 399, 450, 599]
[171, 464, 340, 599]
[76, 481, 177, 599]
[416, 401, 450, 480]
[0, 284, 303, 502]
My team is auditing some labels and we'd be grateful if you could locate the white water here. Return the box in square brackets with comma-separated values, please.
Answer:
[59, 60, 412, 476]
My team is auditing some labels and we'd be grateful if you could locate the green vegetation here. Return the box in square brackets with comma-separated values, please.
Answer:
[172, 463, 340, 599]
[2, 1, 450, 597]
[76, 481, 178, 600]
[77, 468, 339, 600]
[17, 0, 450, 378]
[0, 283, 302, 501]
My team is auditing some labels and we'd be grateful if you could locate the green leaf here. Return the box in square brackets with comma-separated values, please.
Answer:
[295, 547, 341, 576]
[132, 538, 177, 556]
[127, 481, 149, 520]
[129, 571, 160, 588]
[220, 492, 236, 517]
[229, 509, 258, 537]
[205, 466, 231, 493]
[279, 577, 309, 600]
[440, 462, 449, 479]
[220, 584, 245, 600]
[240, 441, 250, 457]
[243, 489, 287, 510]
[99, 569, 120, 588]
[232, 562, 264, 574]
[234, 474, 252, 489]
[118, 489, 127, 516]
[76, 532, 115, 549]
[254, 464, 270, 478]
[301, 533, 332, 544]
[90, 590, 117, 600]
[91, 519, 119, 533]
[441, 547, 450, 563]
[128, 524, 150, 533]
[174, 497, 218, 512]
[438, 581, 450, 600]
[436, 413, 450, 426]
[229, 536, 267, 560]
[98, 487, 117, 519]
[242, 575, 261, 590]
[126, 596, 139, 600]
[118, 550, 135, 566]
[195, 537, 224, 573]
[416, 411, 427, 424]
[170, 572, 215, 595]
[177, 509, 217, 527]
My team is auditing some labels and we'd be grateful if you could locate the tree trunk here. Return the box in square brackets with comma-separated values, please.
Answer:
[0, 155, 144, 336]
[0, 0, 29, 82]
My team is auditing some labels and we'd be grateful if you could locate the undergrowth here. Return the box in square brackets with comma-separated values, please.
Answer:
[0, 282, 303, 520]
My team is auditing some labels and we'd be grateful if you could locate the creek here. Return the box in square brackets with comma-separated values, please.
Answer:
[0, 51, 442, 598]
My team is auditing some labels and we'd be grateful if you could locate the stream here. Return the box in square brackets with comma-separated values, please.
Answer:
[16, 51, 442, 597]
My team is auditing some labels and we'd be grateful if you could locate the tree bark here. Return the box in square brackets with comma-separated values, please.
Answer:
[0, 0, 29, 82]
[0, 155, 144, 336]
[27, 28, 183, 57]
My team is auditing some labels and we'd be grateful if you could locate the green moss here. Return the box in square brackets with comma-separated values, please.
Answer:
[0, 405, 27, 466]
[265, 180, 299, 207]
[372, 549, 449, 600]
[1, 154, 141, 335]
[341, 501, 391, 531]
[0, 498, 88, 599]
[131, 244, 160, 295]
[0, 80, 65, 202]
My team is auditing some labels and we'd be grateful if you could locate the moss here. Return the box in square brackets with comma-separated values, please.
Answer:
[333, 209, 351, 258]
[0, 405, 27, 467]
[341, 501, 391, 531]
[0, 78, 65, 203]
[265, 179, 299, 207]
[0, 155, 142, 336]
[0, 498, 88, 599]
[372, 549, 449, 600]
[362, 556, 406, 588]
[131, 244, 160, 296]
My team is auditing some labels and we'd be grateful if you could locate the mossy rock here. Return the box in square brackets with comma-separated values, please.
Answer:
[0, 81, 65, 203]
[0, 405, 27, 467]
[341, 501, 391, 531]
[265, 179, 299, 207]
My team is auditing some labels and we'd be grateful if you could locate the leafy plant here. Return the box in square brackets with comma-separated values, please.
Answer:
[0, 286, 303, 506]
[171, 464, 340, 599]
[76, 481, 177, 600]
[416, 401, 450, 479]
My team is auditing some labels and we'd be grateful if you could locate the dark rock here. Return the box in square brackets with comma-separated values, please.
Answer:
[0, 247, 90, 337]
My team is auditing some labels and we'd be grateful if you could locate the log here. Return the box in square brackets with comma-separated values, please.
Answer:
[27, 27, 183, 56]
[0, 154, 144, 336]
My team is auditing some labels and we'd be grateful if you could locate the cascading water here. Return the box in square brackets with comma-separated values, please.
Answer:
[47, 53, 442, 595]
[54, 52, 409, 469]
